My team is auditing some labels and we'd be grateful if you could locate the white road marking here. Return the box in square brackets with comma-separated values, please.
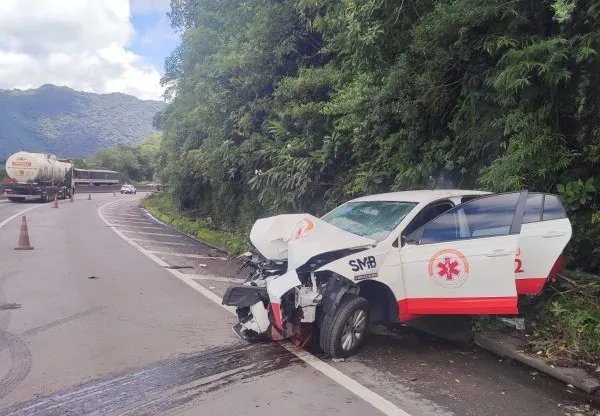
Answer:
[185, 274, 244, 283]
[0, 202, 51, 230]
[130, 239, 196, 247]
[148, 250, 228, 261]
[105, 218, 151, 224]
[119, 230, 182, 237]
[106, 217, 147, 222]
[108, 224, 164, 230]
[99, 200, 411, 416]
[102, 212, 142, 218]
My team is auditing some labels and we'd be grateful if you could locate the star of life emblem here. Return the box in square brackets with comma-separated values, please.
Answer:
[291, 218, 314, 240]
[427, 249, 470, 288]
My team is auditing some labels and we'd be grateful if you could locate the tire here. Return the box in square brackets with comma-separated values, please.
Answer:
[319, 294, 370, 358]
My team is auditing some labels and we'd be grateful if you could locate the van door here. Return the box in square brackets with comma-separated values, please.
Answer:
[516, 193, 572, 295]
[399, 192, 527, 319]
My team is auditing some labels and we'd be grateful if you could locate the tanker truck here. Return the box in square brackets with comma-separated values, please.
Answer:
[3, 151, 74, 202]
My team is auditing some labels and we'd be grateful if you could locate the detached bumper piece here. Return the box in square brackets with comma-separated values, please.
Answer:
[223, 285, 272, 341]
[222, 285, 268, 308]
[232, 314, 269, 341]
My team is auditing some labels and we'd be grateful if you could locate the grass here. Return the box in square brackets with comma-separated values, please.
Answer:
[522, 270, 600, 374]
[473, 270, 600, 375]
[141, 193, 251, 255]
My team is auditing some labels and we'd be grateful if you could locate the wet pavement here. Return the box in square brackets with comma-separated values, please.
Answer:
[0, 194, 382, 416]
[0, 193, 596, 415]
[0, 344, 297, 415]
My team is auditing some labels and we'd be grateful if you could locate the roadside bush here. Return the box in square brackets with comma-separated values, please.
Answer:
[525, 271, 600, 373]
[142, 193, 251, 254]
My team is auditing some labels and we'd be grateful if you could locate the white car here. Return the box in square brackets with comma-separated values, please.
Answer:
[222, 190, 572, 358]
[120, 184, 136, 194]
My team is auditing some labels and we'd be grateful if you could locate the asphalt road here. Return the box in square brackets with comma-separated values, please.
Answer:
[0, 194, 595, 416]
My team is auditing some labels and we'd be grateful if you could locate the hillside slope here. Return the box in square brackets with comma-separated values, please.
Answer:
[0, 84, 165, 158]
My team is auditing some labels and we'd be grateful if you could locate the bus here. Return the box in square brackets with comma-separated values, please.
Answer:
[73, 169, 120, 186]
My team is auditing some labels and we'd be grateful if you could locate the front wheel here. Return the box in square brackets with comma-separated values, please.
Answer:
[319, 294, 370, 358]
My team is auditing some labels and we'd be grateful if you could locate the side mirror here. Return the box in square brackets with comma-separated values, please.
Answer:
[400, 235, 407, 247]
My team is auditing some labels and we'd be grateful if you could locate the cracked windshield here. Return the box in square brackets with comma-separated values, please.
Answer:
[0, 0, 598, 415]
[322, 201, 418, 241]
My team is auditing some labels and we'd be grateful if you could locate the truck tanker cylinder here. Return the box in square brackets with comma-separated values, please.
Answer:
[5, 151, 73, 184]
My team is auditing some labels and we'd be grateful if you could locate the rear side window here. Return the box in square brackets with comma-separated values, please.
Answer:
[417, 193, 521, 244]
[543, 194, 567, 221]
[523, 193, 543, 224]
[462, 193, 520, 238]
[520, 193, 567, 223]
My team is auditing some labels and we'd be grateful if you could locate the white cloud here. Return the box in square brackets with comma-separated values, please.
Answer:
[0, 0, 166, 100]
[130, 0, 171, 14]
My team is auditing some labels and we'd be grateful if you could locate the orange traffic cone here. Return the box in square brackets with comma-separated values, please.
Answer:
[52, 193, 59, 208]
[14, 216, 33, 250]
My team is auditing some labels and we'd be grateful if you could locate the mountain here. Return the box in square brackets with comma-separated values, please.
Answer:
[0, 84, 166, 158]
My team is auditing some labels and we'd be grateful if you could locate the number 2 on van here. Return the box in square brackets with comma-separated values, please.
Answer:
[515, 249, 524, 273]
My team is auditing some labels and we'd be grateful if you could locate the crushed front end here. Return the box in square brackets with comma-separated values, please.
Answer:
[221, 214, 374, 347]
[222, 254, 333, 347]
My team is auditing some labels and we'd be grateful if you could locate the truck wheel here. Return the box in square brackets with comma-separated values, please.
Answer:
[319, 294, 370, 358]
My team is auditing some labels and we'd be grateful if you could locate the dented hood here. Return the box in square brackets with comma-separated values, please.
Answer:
[250, 214, 376, 270]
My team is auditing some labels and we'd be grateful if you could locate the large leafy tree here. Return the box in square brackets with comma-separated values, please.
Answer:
[158, 0, 599, 272]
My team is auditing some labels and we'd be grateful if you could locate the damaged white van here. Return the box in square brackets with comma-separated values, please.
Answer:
[222, 190, 572, 358]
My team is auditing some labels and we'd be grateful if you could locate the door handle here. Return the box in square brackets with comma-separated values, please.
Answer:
[541, 232, 566, 238]
[486, 249, 511, 257]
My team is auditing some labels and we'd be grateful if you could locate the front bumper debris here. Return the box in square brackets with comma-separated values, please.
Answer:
[222, 285, 268, 309]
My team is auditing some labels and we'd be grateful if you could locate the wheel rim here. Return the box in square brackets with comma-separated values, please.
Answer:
[340, 309, 367, 351]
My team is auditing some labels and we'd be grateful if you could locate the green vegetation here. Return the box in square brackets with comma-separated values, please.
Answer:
[85, 135, 161, 183]
[152, 0, 599, 364]
[142, 193, 250, 254]
[523, 270, 600, 372]
[157, 0, 598, 274]
[0, 84, 166, 159]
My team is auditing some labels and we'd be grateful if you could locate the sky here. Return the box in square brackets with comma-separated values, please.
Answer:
[0, 0, 180, 101]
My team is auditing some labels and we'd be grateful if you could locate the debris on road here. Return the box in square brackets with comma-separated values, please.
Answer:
[474, 332, 600, 396]
[0, 302, 22, 310]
